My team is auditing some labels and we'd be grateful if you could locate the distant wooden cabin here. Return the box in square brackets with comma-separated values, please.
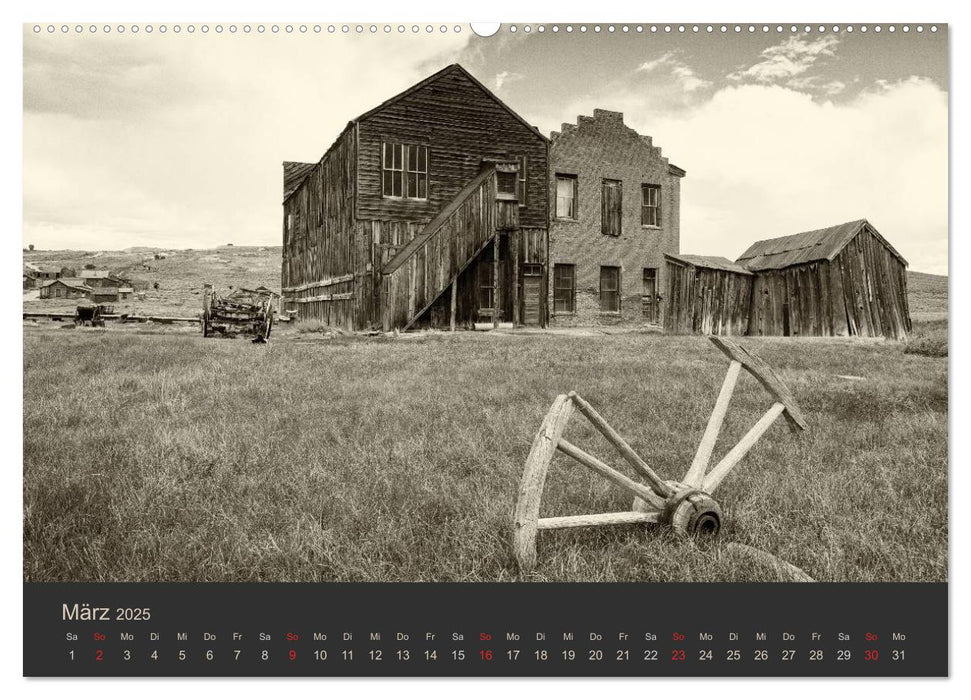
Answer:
[282, 64, 549, 331]
[79, 270, 130, 289]
[38, 278, 93, 300]
[664, 219, 911, 339]
[663, 253, 753, 335]
[91, 286, 134, 303]
[739, 219, 911, 339]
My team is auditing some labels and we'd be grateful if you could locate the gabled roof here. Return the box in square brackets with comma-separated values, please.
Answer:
[665, 253, 752, 275]
[736, 219, 908, 271]
[283, 161, 316, 200]
[40, 278, 92, 292]
[283, 64, 546, 205]
[356, 64, 548, 144]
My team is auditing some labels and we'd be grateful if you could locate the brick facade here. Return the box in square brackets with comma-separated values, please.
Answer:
[548, 109, 683, 326]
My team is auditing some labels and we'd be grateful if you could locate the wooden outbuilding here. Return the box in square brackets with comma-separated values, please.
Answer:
[663, 253, 753, 335]
[738, 219, 911, 339]
[282, 64, 549, 331]
[663, 219, 911, 339]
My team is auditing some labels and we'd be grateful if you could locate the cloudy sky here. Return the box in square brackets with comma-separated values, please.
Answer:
[23, 24, 948, 273]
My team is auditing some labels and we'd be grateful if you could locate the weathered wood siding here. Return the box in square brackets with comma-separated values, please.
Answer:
[664, 260, 752, 335]
[281, 127, 363, 329]
[356, 68, 549, 230]
[381, 171, 502, 330]
[747, 227, 911, 339]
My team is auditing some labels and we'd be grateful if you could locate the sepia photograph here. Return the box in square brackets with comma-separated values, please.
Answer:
[22, 23, 947, 584]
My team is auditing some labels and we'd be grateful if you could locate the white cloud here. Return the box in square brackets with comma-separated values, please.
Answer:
[23, 31, 469, 250]
[729, 34, 840, 87]
[638, 51, 712, 93]
[641, 77, 948, 274]
[494, 70, 523, 92]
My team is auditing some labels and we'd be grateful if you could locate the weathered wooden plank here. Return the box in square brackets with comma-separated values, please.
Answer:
[707, 336, 808, 431]
[283, 274, 356, 294]
[294, 292, 354, 303]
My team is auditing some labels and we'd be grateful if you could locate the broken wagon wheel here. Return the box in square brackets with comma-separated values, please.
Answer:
[511, 335, 808, 571]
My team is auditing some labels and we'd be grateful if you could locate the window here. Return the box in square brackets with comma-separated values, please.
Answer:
[478, 260, 495, 310]
[406, 144, 428, 199]
[553, 264, 576, 314]
[602, 179, 622, 236]
[382, 143, 428, 199]
[641, 184, 661, 227]
[600, 266, 621, 312]
[556, 175, 577, 219]
[517, 155, 528, 205]
[497, 171, 518, 198]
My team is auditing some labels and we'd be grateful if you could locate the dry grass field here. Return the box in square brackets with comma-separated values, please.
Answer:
[23, 320, 947, 583]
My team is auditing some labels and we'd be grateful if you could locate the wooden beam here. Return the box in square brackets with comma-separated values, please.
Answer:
[492, 232, 500, 330]
[512, 229, 520, 327]
[537, 511, 660, 530]
[294, 292, 354, 303]
[556, 439, 666, 509]
[512, 395, 574, 571]
[707, 336, 808, 431]
[450, 278, 457, 332]
[702, 402, 785, 493]
[568, 392, 672, 499]
[683, 360, 742, 487]
[282, 273, 355, 294]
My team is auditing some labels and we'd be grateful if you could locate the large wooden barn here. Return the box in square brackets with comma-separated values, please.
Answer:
[282, 64, 549, 331]
[665, 219, 911, 339]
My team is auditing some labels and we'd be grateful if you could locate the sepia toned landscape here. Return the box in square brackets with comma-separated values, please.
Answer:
[22, 248, 947, 583]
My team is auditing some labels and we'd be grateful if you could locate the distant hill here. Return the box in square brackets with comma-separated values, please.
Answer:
[23, 246, 283, 317]
[908, 270, 947, 315]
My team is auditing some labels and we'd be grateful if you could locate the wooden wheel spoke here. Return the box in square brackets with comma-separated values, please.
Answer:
[683, 360, 741, 487]
[568, 391, 672, 498]
[538, 511, 660, 530]
[702, 402, 786, 494]
[555, 438, 665, 509]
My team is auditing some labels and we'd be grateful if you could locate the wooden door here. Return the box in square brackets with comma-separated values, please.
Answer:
[522, 264, 542, 326]
[642, 267, 658, 323]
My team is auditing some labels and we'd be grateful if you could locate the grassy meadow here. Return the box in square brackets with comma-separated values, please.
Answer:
[23, 322, 947, 583]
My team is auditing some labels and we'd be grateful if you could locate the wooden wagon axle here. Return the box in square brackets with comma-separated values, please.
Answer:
[512, 336, 807, 571]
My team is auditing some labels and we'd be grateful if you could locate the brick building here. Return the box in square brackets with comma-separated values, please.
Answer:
[548, 109, 684, 326]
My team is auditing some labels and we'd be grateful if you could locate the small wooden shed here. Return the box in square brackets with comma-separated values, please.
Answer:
[663, 253, 754, 335]
[738, 219, 911, 339]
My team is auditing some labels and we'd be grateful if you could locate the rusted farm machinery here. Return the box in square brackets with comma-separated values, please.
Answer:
[202, 284, 276, 342]
[512, 336, 808, 571]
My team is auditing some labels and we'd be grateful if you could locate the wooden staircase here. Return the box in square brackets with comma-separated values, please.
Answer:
[380, 165, 519, 331]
